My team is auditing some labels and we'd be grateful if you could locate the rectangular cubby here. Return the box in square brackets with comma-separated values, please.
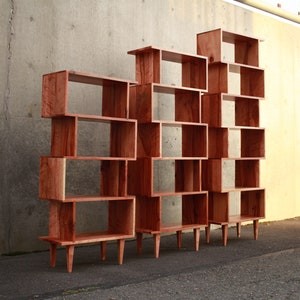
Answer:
[136, 122, 207, 158]
[42, 70, 132, 118]
[206, 62, 264, 97]
[128, 46, 207, 90]
[129, 83, 201, 123]
[197, 28, 260, 66]
[40, 157, 129, 201]
[202, 93, 260, 128]
[50, 116, 137, 159]
[208, 189, 265, 224]
[207, 127, 264, 159]
[135, 193, 208, 233]
[40, 198, 135, 244]
[128, 158, 202, 197]
[202, 158, 260, 192]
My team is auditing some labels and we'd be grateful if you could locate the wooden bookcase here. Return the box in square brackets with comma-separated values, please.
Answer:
[128, 47, 208, 257]
[39, 70, 136, 272]
[197, 29, 265, 245]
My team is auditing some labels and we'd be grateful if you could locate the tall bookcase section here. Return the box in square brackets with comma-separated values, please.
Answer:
[127, 47, 209, 258]
[197, 29, 265, 246]
[39, 70, 137, 272]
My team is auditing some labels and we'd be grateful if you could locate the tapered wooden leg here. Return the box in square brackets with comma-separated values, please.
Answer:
[118, 239, 125, 265]
[66, 245, 75, 273]
[50, 243, 56, 268]
[253, 219, 259, 240]
[100, 241, 107, 261]
[194, 228, 200, 251]
[176, 230, 182, 249]
[205, 225, 210, 244]
[237, 222, 241, 238]
[222, 224, 228, 246]
[136, 232, 143, 254]
[153, 234, 160, 258]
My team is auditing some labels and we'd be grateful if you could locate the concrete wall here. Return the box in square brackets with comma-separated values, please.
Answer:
[0, 0, 299, 254]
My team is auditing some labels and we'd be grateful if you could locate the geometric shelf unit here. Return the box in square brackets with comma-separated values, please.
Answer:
[197, 29, 265, 246]
[39, 70, 136, 272]
[128, 47, 208, 258]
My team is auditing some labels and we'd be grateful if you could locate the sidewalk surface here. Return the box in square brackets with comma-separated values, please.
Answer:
[0, 218, 299, 300]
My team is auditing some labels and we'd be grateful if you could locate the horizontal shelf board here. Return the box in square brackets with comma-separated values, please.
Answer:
[151, 157, 208, 160]
[64, 70, 136, 85]
[128, 46, 207, 62]
[209, 157, 263, 161]
[41, 195, 135, 202]
[221, 93, 264, 101]
[39, 232, 134, 246]
[45, 114, 137, 123]
[204, 93, 264, 101]
[224, 156, 265, 160]
[209, 215, 264, 225]
[219, 126, 265, 130]
[161, 223, 207, 233]
[209, 61, 264, 71]
[150, 157, 208, 161]
[136, 223, 207, 234]
[152, 191, 208, 197]
[152, 120, 208, 126]
[219, 187, 265, 193]
[151, 82, 206, 93]
[48, 156, 136, 161]
[204, 92, 264, 101]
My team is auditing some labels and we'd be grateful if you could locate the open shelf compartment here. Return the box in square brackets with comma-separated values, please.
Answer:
[208, 189, 265, 224]
[128, 46, 207, 90]
[202, 93, 261, 128]
[205, 62, 264, 98]
[40, 157, 130, 201]
[207, 127, 265, 159]
[135, 193, 208, 233]
[197, 28, 260, 66]
[136, 121, 207, 158]
[42, 70, 133, 118]
[128, 158, 204, 197]
[40, 198, 135, 244]
[202, 158, 261, 192]
[130, 83, 202, 123]
[50, 116, 137, 159]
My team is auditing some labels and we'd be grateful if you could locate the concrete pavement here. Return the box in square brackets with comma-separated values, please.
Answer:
[0, 217, 299, 299]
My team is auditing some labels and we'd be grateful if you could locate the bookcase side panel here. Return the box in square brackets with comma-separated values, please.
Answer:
[42, 71, 68, 117]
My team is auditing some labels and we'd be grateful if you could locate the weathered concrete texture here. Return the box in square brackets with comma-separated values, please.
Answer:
[0, 0, 300, 254]
[0, 218, 299, 299]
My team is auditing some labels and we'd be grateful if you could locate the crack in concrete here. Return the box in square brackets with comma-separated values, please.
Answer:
[2, 0, 15, 254]
[4, 0, 15, 122]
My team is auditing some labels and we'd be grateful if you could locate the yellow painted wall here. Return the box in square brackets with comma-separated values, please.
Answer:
[251, 13, 300, 220]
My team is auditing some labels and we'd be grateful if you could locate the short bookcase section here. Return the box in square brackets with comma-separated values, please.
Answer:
[40, 70, 136, 272]
[135, 193, 208, 258]
[206, 189, 265, 246]
[39, 198, 135, 272]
